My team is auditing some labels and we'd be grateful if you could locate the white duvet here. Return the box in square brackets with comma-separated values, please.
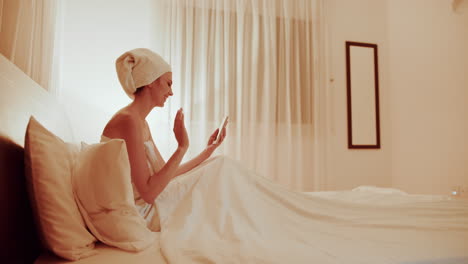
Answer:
[155, 156, 468, 264]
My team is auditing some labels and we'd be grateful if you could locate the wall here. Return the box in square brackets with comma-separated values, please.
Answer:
[324, 0, 392, 190]
[387, 0, 468, 194]
[60, 0, 152, 143]
[324, 0, 468, 194]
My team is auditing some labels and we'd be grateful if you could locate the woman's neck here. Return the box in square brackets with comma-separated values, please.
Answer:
[130, 94, 153, 121]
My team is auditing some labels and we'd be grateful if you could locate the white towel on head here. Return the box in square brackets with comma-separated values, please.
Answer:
[115, 48, 171, 99]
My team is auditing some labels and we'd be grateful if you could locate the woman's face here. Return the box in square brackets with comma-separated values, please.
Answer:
[148, 72, 173, 107]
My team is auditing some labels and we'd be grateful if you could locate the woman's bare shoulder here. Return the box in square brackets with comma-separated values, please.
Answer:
[102, 108, 140, 139]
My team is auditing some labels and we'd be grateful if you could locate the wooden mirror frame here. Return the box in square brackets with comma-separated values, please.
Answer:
[345, 41, 381, 149]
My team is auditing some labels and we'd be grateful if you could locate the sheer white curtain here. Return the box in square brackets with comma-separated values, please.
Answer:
[0, 0, 60, 93]
[151, 0, 322, 191]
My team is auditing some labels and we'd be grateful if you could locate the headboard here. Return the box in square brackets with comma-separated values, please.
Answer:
[0, 54, 74, 263]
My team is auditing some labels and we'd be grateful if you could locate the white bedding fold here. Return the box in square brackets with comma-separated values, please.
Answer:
[156, 156, 468, 264]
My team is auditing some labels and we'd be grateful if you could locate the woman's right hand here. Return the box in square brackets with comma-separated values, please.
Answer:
[174, 108, 189, 150]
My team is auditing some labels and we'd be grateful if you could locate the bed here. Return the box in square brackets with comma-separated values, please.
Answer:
[1, 53, 468, 264]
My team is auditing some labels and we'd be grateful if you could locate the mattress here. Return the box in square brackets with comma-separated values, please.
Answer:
[35, 232, 166, 264]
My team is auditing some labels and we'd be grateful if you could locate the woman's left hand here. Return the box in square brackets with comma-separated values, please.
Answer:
[206, 127, 227, 153]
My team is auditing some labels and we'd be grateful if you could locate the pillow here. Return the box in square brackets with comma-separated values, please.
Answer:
[72, 139, 156, 251]
[24, 117, 97, 260]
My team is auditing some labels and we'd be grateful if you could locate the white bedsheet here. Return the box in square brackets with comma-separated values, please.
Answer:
[34, 157, 468, 263]
[156, 156, 468, 264]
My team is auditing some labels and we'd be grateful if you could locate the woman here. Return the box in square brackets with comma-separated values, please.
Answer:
[101, 48, 226, 231]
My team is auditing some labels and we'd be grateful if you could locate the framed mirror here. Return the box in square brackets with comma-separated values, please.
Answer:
[345, 41, 381, 149]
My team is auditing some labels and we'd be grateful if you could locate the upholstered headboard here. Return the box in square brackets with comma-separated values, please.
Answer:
[0, 54, 74, 263]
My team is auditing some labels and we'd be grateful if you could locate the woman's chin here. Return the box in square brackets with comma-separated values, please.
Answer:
[152, 99, 165, 107]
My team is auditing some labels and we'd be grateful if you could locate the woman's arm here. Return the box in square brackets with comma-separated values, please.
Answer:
[110, 109, 189, 204]
[175, 126, 227, 176]
[175, 149, 212, 175]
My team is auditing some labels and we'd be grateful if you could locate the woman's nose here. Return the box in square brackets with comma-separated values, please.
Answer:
[169, 88, 173, 96]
